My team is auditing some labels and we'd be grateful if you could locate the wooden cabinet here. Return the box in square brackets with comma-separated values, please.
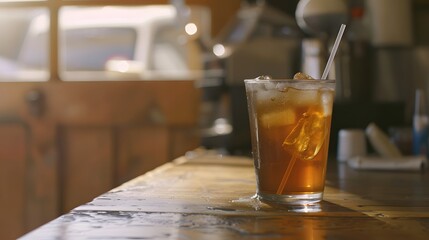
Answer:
[0, 0, 242, 237]
[0, 80, 200, 239]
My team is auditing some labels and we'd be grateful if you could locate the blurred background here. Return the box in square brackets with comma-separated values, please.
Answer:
[0, 0, 429, 239]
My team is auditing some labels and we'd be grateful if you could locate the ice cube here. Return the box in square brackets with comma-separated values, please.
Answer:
[264, 82, 277, 90]
[285, 87, 318, 105]
[260, 109, 296, 127]
[320, 90, 334, 116]
[256, 75, 272, 80]
[293, 72, 314, 80]
[256, 88, 276, 103]
[282, 112, 327, 160]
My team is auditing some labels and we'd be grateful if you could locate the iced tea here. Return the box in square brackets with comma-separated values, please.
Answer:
[245, 78, 335, 205]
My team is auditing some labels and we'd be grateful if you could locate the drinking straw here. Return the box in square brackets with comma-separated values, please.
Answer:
[321, 24, 346, 80]
[276, 153, 297, 194]
[276, 24, 346, 195]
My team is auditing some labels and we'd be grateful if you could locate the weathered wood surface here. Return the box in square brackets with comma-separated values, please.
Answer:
[20, 150, 429, 239]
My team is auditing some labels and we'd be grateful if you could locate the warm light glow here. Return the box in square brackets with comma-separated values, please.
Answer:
[213, 44, 225, 57]
[107, 60, 130, 73]
[185, 22, 198, 36]
[213, 118, 232, 135]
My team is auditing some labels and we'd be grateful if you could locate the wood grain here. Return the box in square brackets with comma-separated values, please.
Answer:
[20, 151, 429, 239]
[0, 80, 200, 239]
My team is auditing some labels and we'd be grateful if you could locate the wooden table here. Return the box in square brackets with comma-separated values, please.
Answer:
[20, 149, 429, 239]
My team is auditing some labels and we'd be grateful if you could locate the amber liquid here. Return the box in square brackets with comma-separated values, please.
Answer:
[252, 88, 333, 195]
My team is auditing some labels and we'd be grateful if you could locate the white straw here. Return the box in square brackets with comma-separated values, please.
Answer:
[321, 24, 346, 80]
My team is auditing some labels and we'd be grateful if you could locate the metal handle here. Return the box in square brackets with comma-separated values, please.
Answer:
[25, 89, 45, 117]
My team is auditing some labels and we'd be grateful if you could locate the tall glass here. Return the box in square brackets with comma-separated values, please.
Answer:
[245, 78, 335, 205]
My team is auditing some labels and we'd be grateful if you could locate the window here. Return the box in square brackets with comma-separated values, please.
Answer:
[0, 7, 48, 81]
[0, 1, 211, 81]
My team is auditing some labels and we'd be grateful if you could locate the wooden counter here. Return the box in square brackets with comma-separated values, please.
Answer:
[20, 149, 429, 239]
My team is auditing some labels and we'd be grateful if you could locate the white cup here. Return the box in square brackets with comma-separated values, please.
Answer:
[337, 129, 367, 162]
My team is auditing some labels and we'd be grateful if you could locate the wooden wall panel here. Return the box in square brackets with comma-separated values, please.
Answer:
[169, 127, 200, 160]
[0, 123, 27, 240]
[0, 81, 200, 238]
[116, 126, 169, 184]
[60, 127, 114, 213]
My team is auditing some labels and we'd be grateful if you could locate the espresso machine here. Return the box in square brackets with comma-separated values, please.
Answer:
[199, 0, 417, 155]
[199, 1, 302, 154]
[295, 0, 412, 153]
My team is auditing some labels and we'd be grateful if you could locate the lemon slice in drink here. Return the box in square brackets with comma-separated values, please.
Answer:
[282, 111, 327, 160]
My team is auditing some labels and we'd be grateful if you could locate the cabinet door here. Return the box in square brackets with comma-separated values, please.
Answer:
[0, 123, 28, 240]
[0, 80, 200, 239]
